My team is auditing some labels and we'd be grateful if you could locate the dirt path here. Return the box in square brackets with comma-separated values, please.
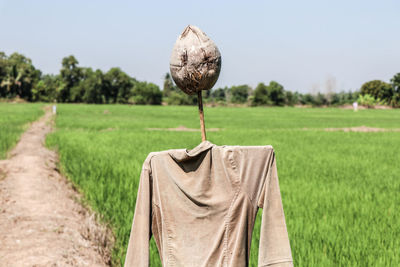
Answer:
[0, 108, 111, 266]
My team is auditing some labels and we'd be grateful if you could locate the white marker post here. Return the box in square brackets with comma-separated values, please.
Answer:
[52, 100, 57, 115]
[353, 102, 358, 112]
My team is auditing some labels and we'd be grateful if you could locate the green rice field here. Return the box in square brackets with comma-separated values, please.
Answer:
[0, 103, 44, 159]
[42, 104, 400, 266]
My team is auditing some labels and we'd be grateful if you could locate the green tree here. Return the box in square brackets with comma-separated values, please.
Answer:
[352, 91, 360, 103]
[285, 91, 299, 106]
[227, 85, 250, 104]
[268, 81, 285, 106]
[390, 73, 400, 107]
[79, 69, 105, 104]
[329, 91, 358, 106]
[31, 74, 59, 102]
[203, 88, 211, 99]
[0, 52, 40, 100]
[131, 82, 162, 105]
[299, 93, 315, 105]
[252, 81, 286, 106]
[360, 80, 393, 105]
[210, 87, 226, 102]
[252, 83, 269, 106]
[59, 55, 83, 102]
[69, 67, 95, 102]
[314, 92, 328, 106]
[163, 73, 177, 98]
[0, 52, 8, 98]
[103, 68, 134, 103]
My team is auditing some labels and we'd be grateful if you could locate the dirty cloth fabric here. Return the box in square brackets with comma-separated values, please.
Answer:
[125, 141, 293, 267]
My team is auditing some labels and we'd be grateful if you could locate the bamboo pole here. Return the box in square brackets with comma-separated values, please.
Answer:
[197, 91, 206, 141]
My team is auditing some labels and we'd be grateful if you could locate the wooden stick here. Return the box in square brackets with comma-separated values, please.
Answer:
[197, 91, 206, 141]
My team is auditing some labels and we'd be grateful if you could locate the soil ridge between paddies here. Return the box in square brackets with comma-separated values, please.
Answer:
[0, 107, 112, 266]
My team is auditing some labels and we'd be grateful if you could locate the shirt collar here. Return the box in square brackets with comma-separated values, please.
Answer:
[169, 140, 215, 162]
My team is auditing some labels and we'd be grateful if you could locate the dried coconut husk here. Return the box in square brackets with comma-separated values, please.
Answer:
[170, 25, 222, 95]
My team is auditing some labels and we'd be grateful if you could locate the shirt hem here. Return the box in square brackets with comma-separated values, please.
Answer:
[260, 258, 293, 266]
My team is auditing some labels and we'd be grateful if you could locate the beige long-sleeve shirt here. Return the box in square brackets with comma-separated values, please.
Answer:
[125, 141, 293, 267]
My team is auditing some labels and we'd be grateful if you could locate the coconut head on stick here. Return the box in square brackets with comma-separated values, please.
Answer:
[170, 25, 222, 141]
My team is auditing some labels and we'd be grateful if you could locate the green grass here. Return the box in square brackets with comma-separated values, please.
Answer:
[0, 103, 44, 159]
[45, 104, 400, 266]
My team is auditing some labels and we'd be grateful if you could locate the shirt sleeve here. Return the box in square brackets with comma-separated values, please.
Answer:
[124, 155, 154, 267]
[257, 152, 293, 267]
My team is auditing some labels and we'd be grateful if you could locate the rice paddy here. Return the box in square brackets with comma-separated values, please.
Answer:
[0, 103, 44, 159]
[34, 104, 400, 266]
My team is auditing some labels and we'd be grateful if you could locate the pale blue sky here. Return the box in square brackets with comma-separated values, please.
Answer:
[1, 0, 399, 93]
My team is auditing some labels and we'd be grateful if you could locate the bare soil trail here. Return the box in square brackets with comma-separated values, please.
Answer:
[0, 108, 111, 266]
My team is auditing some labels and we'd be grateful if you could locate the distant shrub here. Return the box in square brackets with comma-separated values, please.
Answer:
[131, 82, 162, 105]
[285, 91, 298, 106]
[357, 94, 385, 108]
[299, 93, 315, 105]
[210, 88, 226, 102]
[251, 83, 270, 106]
[165, 91, 196, 105]
[227, 85, 250, 104]
[251, 81, 286, 106]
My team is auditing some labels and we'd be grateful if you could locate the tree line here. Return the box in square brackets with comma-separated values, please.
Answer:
[0, 52, 162, 104]
[1, 51, 399, 107]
